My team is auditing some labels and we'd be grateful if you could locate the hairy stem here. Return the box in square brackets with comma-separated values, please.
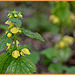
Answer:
[14, 34, 17, 49]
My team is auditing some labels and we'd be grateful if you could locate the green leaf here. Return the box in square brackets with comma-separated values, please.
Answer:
[0, 53, 12, 74]
[0, 35, 12, 52]
[40, 48, 60, 59]
[48, 63, 64, 73]
[9, 18, 22, 27]
[58, 47, 72, 62]
[21, 28, 44, 42]
[42, 57, 51, 65]
[0, 25, 8, 31]
[66, 67, 75, 74]
[23, 52, 40, 64]
[8, 58, 36, 74]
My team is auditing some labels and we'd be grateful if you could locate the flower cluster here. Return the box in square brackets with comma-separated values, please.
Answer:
[5, 20, 21, 38]
[55, 36, 74, 49]
[5, 10, 30, 59]
[12, 48, 30, 59]
[6, 40, 30, 58]
[7, 10, 22, 18]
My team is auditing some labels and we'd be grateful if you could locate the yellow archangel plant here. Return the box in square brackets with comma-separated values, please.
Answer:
[0, 10, 44, 74]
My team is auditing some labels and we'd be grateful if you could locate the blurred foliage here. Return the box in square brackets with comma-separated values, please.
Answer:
[66, 67, 75, 74]
[40, 48, 59, 59]
[48, 63, 68, 73]
[70, 1, 75, 12]
[25, 14, 51, 33]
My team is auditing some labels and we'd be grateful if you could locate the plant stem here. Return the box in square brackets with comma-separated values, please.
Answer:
[60, 24, 64, 38]
[14, 34, 17, 49]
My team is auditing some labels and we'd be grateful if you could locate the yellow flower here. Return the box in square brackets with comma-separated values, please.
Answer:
[59, 41, 66, 49]
[13, 40, 19, 47]
[49, 15, 55, 21]
[63, 36, 74, 45]
[10, 27, 21, 34]
[20, 51, 25, 56]
[69, 13, 75, 21]
[53, 17, 60, 24]
[14, 14, 17, 17]
[18, 12, 22, 18]
[12, 50, 20, 59]
[49, 15, 60, 24]
[7, 13, 13, 18]
[7, 33, 12, 38]
[6, 43, 11, 51]
[21, 48, 30, 55]
[5, 21, 14, 29]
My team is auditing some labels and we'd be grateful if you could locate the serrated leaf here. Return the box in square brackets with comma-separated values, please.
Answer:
[9, 18, 22, 27]
[0, 25, 8, 31]
[8, 58, 36, 74]
[21, 28, 44, 42]
[40, 48, 60, 59]
[0, 35, 12, 52]
[23, 52, 40, 64]
[66, 67, 75, 74]
[0, 53, 12, 74]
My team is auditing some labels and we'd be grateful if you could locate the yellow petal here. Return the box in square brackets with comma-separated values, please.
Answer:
[6, 43, 11, 51]
[12, 50, 20, 58]
[21, 48, 30, 55]
[5, 21, 14, 28]
[14, 14, 17, 17]
[7, 33, 12, 38]
[10, 27, 21, 34]
[20, 51, 25, 56]
[13, 40, 19, 47]
[59, 41, 66, 49]
[6, 43, 11, 47]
